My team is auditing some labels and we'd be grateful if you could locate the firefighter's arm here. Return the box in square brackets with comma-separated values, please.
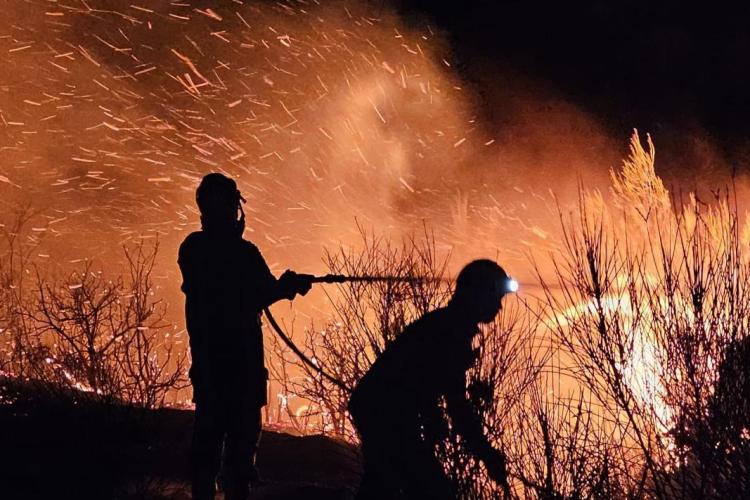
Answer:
[445, 376, 509, 488]
[276, 270, 313, 300]
[258, 270, 311, 306]
[178, 238, 203, 334]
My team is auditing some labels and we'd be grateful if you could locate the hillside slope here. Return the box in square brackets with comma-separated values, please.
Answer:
[0, 376, 361, 499]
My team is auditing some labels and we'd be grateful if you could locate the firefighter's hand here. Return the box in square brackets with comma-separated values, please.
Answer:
[294, 273, 313, 296]
[279, 270, 312, 299]
[483, 448, 509, 489]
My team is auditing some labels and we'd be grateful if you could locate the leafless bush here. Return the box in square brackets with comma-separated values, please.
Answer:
[18, 240, 187, 408]
[508, 385, 646, 499]
[0, 206, 42, 376]
[269, 227, 451, 438]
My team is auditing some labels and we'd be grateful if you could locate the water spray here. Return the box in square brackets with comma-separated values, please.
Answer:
[310, 273, 521, 294]
[310, 274, 440, 284]
[264, 273, 521, 393]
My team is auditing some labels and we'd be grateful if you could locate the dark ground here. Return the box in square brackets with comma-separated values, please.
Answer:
[0, 377, 361, 499]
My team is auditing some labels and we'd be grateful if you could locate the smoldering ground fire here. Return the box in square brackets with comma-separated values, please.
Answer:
[2, 1, 750, 499]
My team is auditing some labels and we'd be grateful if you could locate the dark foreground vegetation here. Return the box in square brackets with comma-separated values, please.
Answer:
[0, 376, 360, 499]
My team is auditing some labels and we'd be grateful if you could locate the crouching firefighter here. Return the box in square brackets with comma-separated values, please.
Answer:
[178, 173, 313, 500]
[348, 259, 513, 499]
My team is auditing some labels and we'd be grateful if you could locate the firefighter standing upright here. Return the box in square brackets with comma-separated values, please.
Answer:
[178, 173, 312, 500]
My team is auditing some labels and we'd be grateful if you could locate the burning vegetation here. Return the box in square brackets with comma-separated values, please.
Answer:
[265, 133, 750, 498]
[5, 132, 749, 498]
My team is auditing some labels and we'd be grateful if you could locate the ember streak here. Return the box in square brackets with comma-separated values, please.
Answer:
[0, 0, 626, 295]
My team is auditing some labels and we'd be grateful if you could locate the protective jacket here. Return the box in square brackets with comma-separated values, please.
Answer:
[178, 229, 279, 405]
[348, 307, 480, 443]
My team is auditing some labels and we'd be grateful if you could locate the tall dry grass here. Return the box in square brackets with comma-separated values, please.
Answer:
[270, 132, 750, 498]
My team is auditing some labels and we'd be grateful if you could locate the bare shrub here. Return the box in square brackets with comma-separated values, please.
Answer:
[269, 227, 451, 438]
[0, 206, 43, 376]
[21, 240, 187, 408]
[510, 386, 647, 499]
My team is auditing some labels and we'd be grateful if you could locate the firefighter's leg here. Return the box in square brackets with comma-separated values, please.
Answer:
[224, 399, 263, 500]
[191, 394, 225, 500]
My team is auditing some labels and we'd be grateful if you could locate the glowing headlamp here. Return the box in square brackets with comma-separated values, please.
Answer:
[505, 277, 519, 293]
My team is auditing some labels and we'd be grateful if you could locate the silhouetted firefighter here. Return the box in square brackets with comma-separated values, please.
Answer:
[348, 259, 512, 499]
[178, 173, 312, 500]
